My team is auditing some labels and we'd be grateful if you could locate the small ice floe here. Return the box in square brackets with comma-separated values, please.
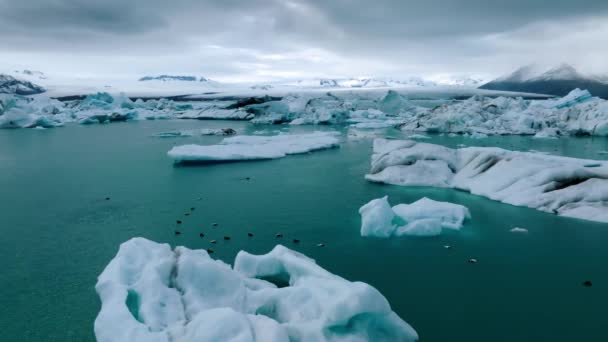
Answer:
[359, 196, 470, 238]
[153, 128, 237, 138]
[405, 133, 430, 139]
[510, 227, 529, 234]
[94, 238, 418, 342]
[468, 132, 488, 139]
[168, 131, 341, 163]
[533, 128, 560, 139]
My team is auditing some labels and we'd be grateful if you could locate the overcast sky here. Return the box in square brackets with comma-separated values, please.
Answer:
[1, 0, 607, 82]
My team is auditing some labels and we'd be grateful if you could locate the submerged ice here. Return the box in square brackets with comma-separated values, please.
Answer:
[168, 131, 340, 163]
[359, 196, 470, 238]
[366, 139, 608, 223]
[95, 238, 418, 342]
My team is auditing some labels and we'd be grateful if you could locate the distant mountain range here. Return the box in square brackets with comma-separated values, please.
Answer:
[296, 76, 483, 89]
[480, 64, 608, 98]
[0, 74, 46, 95]
[139, 75, 197, 82]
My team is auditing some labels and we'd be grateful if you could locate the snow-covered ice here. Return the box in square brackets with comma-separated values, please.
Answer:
[95, 238, 418, 342]
[359, 196, 470, 238]
[168, 132, 340, 163]
[366, 139, 608, 223]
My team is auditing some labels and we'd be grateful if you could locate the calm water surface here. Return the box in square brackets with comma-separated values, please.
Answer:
[0, 120, 607, 341]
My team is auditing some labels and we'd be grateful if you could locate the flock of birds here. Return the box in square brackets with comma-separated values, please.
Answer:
[170, 203, 325, 255]
[104, 196, 592, 287]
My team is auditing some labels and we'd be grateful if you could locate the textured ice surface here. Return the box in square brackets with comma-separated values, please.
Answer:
[359, 196, 470, 238]
[168, 132, 340, 163]
[366, 139, 608, 223]
[0, 93, 241, 128]
[3, 88, 608, 136]
[95, 238, 418, 342]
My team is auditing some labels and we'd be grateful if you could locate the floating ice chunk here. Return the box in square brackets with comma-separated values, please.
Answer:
[359, 196, 470, 238]
[533, 128, 560, 139]
[358, 196, 396, 238]
[392, 197, 471, 230]
[405, 133, 431, 139]
[153, 128, 236, 138]
[95, 238, 418, 342]
[468, 132, 488, 139]
[167, 132, 340, 163]
[510, 227, 528, 233]
[350, 121, 401, 129]
[367, 139, 608, 223]
[395, 218, 443, 237]
[378, 90, 414, 115]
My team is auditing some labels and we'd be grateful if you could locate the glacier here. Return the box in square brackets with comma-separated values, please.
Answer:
[95, 238, 418, 342]
[168, 132, 340, 163]
[359, 196, 470, 238]
[366, 139, 608, 223]
[2, 88, 608, 137]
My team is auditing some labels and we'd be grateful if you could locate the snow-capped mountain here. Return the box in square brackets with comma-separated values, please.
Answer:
[0, 74, 46, 95]
[294, 77, 438, 89]
[13, 70, 47, 80]
[431, 75, 489, 87]
[137, 75, 222, 89]
[139, 75, 198, 82]
[480, 64, 608, 98]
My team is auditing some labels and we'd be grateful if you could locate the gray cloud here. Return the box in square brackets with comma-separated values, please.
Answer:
[1, 0, 607, 80]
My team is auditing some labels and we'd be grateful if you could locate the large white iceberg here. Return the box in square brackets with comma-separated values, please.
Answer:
[359, 196, 470, 238]
[168, 132, 341, 163]
[366, 139, 608, 223]
[95, 238, 418, 342]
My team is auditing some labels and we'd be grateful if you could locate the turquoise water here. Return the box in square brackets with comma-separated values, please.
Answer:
[0, 121, 607, 341]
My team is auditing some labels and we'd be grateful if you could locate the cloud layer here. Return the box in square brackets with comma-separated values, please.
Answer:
[1, 0, 607, 81]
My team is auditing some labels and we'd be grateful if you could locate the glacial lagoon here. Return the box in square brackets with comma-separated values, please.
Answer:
[1, 119, 607, 341]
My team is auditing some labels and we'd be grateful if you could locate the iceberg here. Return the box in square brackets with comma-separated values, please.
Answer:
[552, 88, 593, 109]
[359, 196, 470, 238]
[4, 88, 608, 136]
[366, 139, 608, 223]
[168, 132, 341, 163]
[95, 238, 418, 342]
